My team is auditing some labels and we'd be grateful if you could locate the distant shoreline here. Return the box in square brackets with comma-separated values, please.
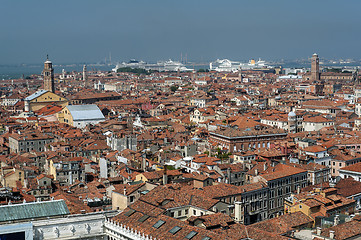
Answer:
[1, 62, 359, 80]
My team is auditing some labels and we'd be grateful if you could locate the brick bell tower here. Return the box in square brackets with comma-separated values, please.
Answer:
[311, 53, 320, 81]
[43, 55, 55, 93]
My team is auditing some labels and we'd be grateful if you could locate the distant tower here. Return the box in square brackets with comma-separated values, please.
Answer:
[83, 65, 88, 87]
[288, 111, 297, 133]
[192, 70, 196, 82]
[61, 69, 66, 79]
[43, 55, 55, 93]
[311, 53, 320, 81]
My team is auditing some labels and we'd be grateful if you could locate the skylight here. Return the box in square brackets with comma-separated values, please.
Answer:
[138, 215, 150, 223]
[201, 237, 211, 240]
[185, 231, 198, 239]
[169, 226, 182, 234]
[153, 220, 165, 229]
[124, 209, 135, 217]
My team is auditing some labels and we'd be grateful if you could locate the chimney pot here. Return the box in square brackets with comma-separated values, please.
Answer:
[334, 215, 340, 226]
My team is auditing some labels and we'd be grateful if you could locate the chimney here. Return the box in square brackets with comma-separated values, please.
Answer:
[163, 165, 168, 185]
[297, 185, 300, 194]
[234, 201, 242, 223]
[142, 157, 146, 171]
[255, 169, 258, 176]
[316, 227, 321, 236]
[334, 215, 340, 226]
[351, 150, 355, 157]
[227, 168, 231, 184]
[330, 230, 335, 239]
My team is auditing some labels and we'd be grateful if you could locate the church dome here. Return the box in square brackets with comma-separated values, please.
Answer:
[288, 111, 296, 117]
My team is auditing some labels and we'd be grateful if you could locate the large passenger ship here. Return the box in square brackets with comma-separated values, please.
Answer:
[112, 59, 192, 72]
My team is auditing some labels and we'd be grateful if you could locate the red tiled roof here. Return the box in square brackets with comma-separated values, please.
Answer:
[340, 162, 361, 173]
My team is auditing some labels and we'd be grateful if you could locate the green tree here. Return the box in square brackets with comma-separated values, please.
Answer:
[216, 148, 231, 162]
[165, 165, 176, 170]
[170, 85, 178, 92]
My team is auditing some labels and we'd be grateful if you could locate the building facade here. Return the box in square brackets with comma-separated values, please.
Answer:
[209, 127, 288, 153]
[24, 90, 68, 112]
[57, 104, 105, 128]
[8, 132, 54, 154]
[49, 157, 85, 186]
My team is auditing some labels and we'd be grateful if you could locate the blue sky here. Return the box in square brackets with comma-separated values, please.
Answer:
[1, 0, 360, 64]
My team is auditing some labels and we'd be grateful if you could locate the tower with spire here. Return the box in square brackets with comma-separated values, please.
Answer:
[43, 55, 55, 93]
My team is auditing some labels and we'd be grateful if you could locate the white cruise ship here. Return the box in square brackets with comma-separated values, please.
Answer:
[209, 58, 272, 72]
[112, 59, 192, 72]
[240, 59, 273, 70]
[209, 59, 240, 72]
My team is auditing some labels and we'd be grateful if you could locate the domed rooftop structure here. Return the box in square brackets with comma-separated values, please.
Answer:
[44, 54, 52, 64]
[288, 111, 296, 117]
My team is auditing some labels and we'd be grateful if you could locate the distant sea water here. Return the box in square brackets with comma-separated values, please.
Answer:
[2, 62, 343, 80]
[0, 64, 210, 80]
[0, 64, 113, 80]
[0, 65, 41, 80]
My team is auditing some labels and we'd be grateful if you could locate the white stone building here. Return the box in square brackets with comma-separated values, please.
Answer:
[0, 200, 118, 240]
[302, 115, 334, 132]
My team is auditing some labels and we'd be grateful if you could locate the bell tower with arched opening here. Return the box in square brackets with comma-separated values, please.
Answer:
[43, 55, 55, 93]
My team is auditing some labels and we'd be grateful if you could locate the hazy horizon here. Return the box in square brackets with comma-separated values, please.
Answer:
[2, 0, 361, 65]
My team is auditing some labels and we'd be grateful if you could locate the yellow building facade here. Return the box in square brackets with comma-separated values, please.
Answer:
[48, 159, 57, 181]
[0, 168, 25, 188]
[284, 188, 355, 227]
[57, 105, 74, 126]
[134, 173, 149, 183]
[285, 197, 322, 219]
[24, 90, 68, 112]
[56, 104, 105, 128]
